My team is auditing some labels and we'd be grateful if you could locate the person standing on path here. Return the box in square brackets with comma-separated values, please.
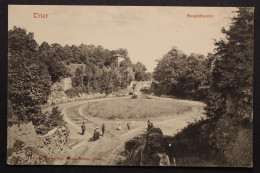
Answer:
[127, 122, 131, 130]
[147, 120, 154, 131]
[116, 122, 122, 131]
[102, 123, 105, 136]
[81, 122, 86, 135]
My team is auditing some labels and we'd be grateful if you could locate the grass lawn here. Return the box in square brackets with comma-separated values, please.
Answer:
[84, 97, 192, 120]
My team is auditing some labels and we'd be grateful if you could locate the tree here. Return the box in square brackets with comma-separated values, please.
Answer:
[133, 61, 147, 81]
[48, 62, 70, 83]
[38, 42, 71, 83]
[206, 7, 254, 121]
[153, 47, 187, 95]
[72, 67, 84, 87]
[153, 47, 208, 99]
[119, 58, 133, 69]
[143, 72, 153, 81]
[8, 26, 51, 125]
[39, 41, 51, 52]
[8, 26, 37, 55]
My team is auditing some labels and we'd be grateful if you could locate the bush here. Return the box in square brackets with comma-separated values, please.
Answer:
[111, 89, 129, 97]
[65, 86, 85, 98]
[131, 94, 138, 99]
[35, 107, 65, 135]
[119, 128, 170, 166]
[168, 116, 251, 167]
[171, 118, 222, 166]
[140, 88, 151, 94]
[117, 134, 146, 166]
[49, 107, 64, 126]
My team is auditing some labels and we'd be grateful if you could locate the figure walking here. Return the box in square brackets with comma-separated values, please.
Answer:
[102, 123, 105, 136]
[116, 122, 122, 131]
[147, 120, 154, 131]
[127, 122, 131, 130]
[81, 122, 86, 135]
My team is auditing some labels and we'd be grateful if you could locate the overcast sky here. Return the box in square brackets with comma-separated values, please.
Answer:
[8, 5, 237, 72]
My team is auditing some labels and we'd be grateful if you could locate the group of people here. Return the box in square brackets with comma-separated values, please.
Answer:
[81, 122, 106, 141]
[93, 123, 106, 140]
[80, 120, 153, 141]
[115, 122, 131, 131]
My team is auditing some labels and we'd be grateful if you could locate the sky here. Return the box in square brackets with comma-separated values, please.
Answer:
[8, 5, 237, 72]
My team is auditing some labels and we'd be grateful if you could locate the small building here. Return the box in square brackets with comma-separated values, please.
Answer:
[111, 54, 125, 67]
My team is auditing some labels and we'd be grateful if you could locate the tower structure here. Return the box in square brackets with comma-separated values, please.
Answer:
[111, 54, 125, 67]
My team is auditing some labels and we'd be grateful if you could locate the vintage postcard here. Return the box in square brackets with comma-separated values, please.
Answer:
[7, 5, 253, 166]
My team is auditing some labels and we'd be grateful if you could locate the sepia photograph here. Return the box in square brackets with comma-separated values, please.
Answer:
[7, 5, 253, 166]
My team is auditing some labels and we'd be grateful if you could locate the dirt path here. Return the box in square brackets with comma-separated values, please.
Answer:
[59, 96, 205, 165]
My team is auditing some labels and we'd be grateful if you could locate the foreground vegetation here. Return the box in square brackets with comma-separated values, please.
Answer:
[84, 97, 192, 120]
[171, 118, 253, 166]
[120, 117, 252, 166]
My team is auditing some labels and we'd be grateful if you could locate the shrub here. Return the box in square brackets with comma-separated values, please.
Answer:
[65, 86, 85, 98]
[117, 134, 146, 166]
[119, 128, 170, 166]
[131, 94, 138, 99]
[169, 116, 251, 167]
[140, 88, 151, 94]
[111, 89, 129, 97]
[35, 107, 65, 135]
[49, 107, 64, 126]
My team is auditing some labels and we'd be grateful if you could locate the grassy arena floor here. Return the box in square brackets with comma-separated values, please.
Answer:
[84, 97, 192, 120]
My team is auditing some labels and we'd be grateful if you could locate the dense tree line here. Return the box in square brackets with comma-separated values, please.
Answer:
[37, 39, 150, 95]
[153, 47, 212, 100]
[8, 26, 150, 129]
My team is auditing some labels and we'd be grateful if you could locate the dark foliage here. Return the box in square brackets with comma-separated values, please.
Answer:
[8, 27, 51, 125]
[205, 7, 253, 122]
[35, 107, 66, 135]
[153, 47, 210, 100]
[169, 7, 254, 167]
[64, 86, 85, 98]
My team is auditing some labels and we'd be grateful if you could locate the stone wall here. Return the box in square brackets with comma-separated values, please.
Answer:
[60, 78, 72, 91]
[46, 93, 107, 106]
